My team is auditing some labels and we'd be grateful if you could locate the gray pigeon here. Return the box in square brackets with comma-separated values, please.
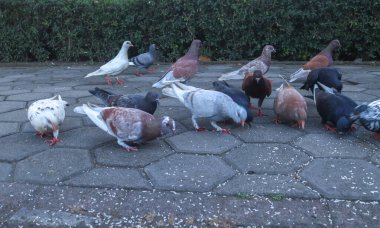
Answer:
[129, 44, 157, 76]
[89, 87, 159, 115]
[162, 83, 247, 133]
[350, 100, 380, 139]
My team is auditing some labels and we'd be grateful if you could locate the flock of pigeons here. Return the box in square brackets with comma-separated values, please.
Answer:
[27, 39, 380, 151]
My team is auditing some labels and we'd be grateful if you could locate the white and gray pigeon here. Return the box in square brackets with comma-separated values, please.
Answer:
[85, 41, 133, 85]
[27, 95, 68, 145]
[129, 43, 157, 76]
[74, 104, 175, 151]
[218, 45, 275, 81]
[162, 82, 247, 133]
[350, 99, 380, 139]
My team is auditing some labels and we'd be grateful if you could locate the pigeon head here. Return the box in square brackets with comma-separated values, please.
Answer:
[336, 116, 352, 134]
[159, 116, 175, 136]
[145, 91, 160, 104]
[328, 39, 341, 50]
[123, 41, 134, 49]
[57, 95, 69, 107]
[253, 70, 263, 79]
[187, 39, 202, 56]
[231, 105, 247, 127]
[350, 103, 368, 121]
[149, 44, 156, 54]
[263, 45, 276, 55]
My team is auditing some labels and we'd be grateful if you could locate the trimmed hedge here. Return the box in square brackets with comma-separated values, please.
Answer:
[0, 0, 379, 62]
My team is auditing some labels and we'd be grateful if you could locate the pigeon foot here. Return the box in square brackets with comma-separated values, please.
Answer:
[324, 124, 337, 133]
[134, 71, 144, 77]
[35, 132, 50, 138]
[45, 137, 61, 146]
[256, 109, 266, 116]
[105, 76, 113, 86]
[195, 128, 207, 132]
[115, 77, 125, 85]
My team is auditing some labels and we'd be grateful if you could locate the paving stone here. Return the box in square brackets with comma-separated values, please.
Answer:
[343, 91, 377, 102]
[158, 97, 185, 107]
[371, 153, 380, 165]
[76, 96, 103, 105]
[57, 127, 114, 149]
[95, 140, 173, 167]
[363, 89, 380, 98]
[329, 201, 380, 227]
[0, 163, 12, 181]
[341, 84, 366, 92]
[63, 167, 151, 189]
[300, 159, 380, 200]
[7, 92, 52, 102]
[145, 154, 236, 191]
[0, 101, 26, 113]
[233, 124, 304, 143]
[0, 122, 19, 137]
[215, 174, 320, 198]
[53, 90, 91, 98]
[153, 106, 192, 121]
[0, 96, 4, 101]
[14, 148, 92, 184]
[0, 89, 30, 96]
[0, 86, 12, 91]
[225, 143, 310, 174]
[166, 131, 241, 154]
[294, 133, 373, 158]
[0, 109, 28, 122]
[0, 133, 51, 161]
[33, 86, 72, 93]
[21, 117, 82, 133]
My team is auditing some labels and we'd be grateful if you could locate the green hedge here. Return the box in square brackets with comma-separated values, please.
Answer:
[0, 0, 379, 62]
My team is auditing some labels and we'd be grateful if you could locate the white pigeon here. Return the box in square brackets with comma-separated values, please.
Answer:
[85, 41, 133, 85]
[27, 95, 68, 145]
[162, 82, 247, 133]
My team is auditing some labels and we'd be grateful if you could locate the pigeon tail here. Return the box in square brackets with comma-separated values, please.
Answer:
[79, 104, 113, 136]
[289, 68, 311, 82]
[313, 84, 319, 105]
[89, 87, 113, 105]
[316, 81, 335, 94]
[129, 62, 135, 66]
[85, 69, 105, 78]
[162, 83, 186, 104]
[218, 70, 243, 81]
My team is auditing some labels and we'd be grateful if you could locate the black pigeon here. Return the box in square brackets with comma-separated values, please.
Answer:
[212, 81, 254, 126]
[350, 100, 380, 139]
[300, 68, 343, 93]
[89, 87, 159, 115]
[313, 84, 357, 134]
[130, 44, 157, 76]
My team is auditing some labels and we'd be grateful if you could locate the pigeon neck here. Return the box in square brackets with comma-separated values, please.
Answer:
[186, 45, 199, 58]
[260, 50, 272, 66]
[142, 120, 161, 141]
[116, 45, 129, 59]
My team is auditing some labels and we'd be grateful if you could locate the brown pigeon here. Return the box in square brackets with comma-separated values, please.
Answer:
[73, 104, 175, 151]
[152, 40, 202, 88]
[273, 80, 307, 129]
[289, 39, 341, 82]
[242, 70, 272, 116]
[218, 45, 275, 81]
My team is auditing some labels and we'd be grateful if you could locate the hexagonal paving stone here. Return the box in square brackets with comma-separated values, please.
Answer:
[14, 148, 92, 184]
[0, 89, 30, 96]
[7, 92, 52, 102]
[215, 174, 319, 198]
[95, 140, 174, 167]
[294, 133, 374, 158]
[0, 101, 26, 113]
[0, 122, 19, 137]
[57, 90, 92, 98]
[21, 117, 83, 133]
[0, 163, 12, 181]
[57, 127, 114, 149]
[233, 124, 304, 143]
[63, 167, 151, 189]
[300, 159, 380, 200]
[33, 86, 72, 93]
[342, 92, 377, 102]
[0, 109, 28, 122]
[166, 131, 241, 154]
[153, 106, 191, 121]
[225, 143, 310, 174]
[145, 154, 236, 191]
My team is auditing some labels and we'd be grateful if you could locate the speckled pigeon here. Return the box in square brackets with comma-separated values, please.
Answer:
[313, 83, 357, 134]
[152, 40, 202, 88]
[300, 68, 343, 92]
[27, 95, 68, 145]
[242, 70, 272, 116]
[162, 83, 247, 133]
[85, 41, 133, 85]
[218, 45, 275, 81]
[350, 99, 380, 139]
[129, 43, 157, 76]
[212, 80, 253, 126]
[74, 104, 175, 151]
[290, 40, 341, 82]
[89, 87, 159, 115]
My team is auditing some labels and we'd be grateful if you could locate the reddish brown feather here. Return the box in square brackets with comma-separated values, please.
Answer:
[303, 53, 330, 70]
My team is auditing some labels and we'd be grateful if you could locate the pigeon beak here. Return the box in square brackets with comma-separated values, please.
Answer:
[241, 120, 245, 127]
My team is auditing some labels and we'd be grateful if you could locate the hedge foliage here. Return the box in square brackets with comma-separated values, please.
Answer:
[0, 0, 379, 62]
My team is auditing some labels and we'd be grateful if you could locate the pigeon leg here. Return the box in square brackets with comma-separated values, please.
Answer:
[372, 132, 380, 140]
[44, 126, 61, 146]
[105, 76, 113, 85]
[35, 132, 50, 138]
[249, 104, 257, 110]
[211, 121, 231, 134]
[324, 124, 337, 133]
[134, 70, 144, 76]
[256, 109, 266, 117]
[291, 120, 305, 129]
[192, 116, 207, 132]
[117, 139, 138, 151]
[115, 77, 125, 85]
[273, 115, 280, 124]
[256, 99, 266, 116]
[147, 67, 157, 72]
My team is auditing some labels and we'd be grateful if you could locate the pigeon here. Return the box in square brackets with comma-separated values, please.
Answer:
[162, 83, 247, 133]
[242, 70, 272, 116]
[27, 95, 68, 145]
[313, 83, 357, 134]
[289, 39, 341, 82]
[300, 68, 343, 93]
[273, 79, 307, 129]
[89, 87, 159, 115]
[129, 43, 157, 76]
[152, 40, 202, 88]
[350, 100, 380, 139]
[212, 80, 253, 126]
[85, 41, 133, 85]
[74, 104, 175, 151]
[218, 45, 275, 81]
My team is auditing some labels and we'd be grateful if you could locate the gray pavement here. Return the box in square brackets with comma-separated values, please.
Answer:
[0, 62, 379, 227]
